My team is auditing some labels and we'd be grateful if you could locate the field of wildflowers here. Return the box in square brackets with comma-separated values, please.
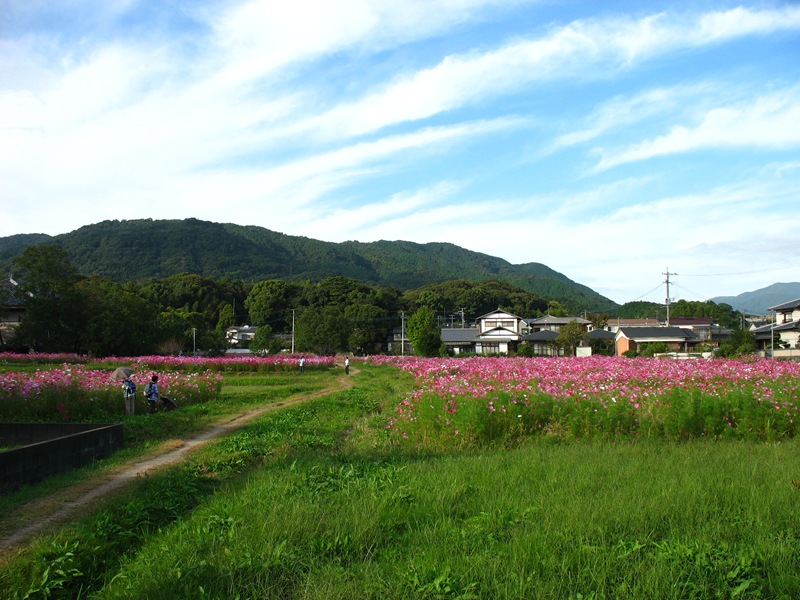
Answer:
[0, 363, 224, 421]
[0, 353, 337, 421]
[0, 353, 335, 372]
[369, 355, 800, 445]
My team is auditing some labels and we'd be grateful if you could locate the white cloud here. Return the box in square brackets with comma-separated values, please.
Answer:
[550, 84, 710, 151]
[1, 1, 799, 303]
[592, 86, 800, 172]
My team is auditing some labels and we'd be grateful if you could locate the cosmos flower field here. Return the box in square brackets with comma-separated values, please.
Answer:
[0, 354, 333, 420]
[369, 356, 800, 445]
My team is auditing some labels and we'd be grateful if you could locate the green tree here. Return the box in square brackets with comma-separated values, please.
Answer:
[345, 303, 390, 354]
[128, 273, 251, 331]
[249, 325, 268, 353]
[415, 290, 445, 313]
[198, 328, 227, 356]
[295, 305, 348, 355]
[407, 306, 442, 357]
[547, 301, 568, 317]
[588, 312, 610, 331]
[555, 319, 587, 356]
[245, 280, 301, 331]
[156, 307, 203, 354]
[75, 276, 157, 356]
[716, 327, 757, 357]
[403, 279, 547, 322]
[641, 341, 670, 357]
[216, 304, 235, 332]
[13, 244, 85, 352]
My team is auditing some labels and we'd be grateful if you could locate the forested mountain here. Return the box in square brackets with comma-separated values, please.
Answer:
[0, 218, 615, 311]
[712, 282, 800, 315]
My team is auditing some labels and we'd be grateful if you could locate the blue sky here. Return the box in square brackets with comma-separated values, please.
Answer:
[1, 0, 799, 305]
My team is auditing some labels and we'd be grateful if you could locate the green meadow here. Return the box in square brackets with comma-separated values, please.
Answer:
[1, 363, 798, 599]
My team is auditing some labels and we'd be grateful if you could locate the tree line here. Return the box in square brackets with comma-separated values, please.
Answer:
[1, 245, 550, 357]
[1, 244, 750, 358]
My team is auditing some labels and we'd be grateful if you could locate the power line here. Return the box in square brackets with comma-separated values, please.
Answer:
[670, 282, 713, 302]
[679, 263, 800, 277]
[628, 283, 664, 303]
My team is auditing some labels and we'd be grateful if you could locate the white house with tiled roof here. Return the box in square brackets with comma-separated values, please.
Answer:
[474, 309, 528, 354]
[753, 297, 800, 353]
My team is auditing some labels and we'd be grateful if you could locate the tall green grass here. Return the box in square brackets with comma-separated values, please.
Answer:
[1, 364, 798, 599]
[90, 438, 800, 599]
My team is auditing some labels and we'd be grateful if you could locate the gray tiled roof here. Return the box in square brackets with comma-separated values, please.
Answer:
[588, 329, 616, 340]
[523, 330, 558, 341]
[768, 298, 800, 312]
[617, 327, 698, 340]
[441, 328, 479, 343]
[1, 278, 28, 307]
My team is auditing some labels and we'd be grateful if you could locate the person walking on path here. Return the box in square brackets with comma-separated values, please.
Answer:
[344, 357, 350, 375]
[122, 376, 137, 415]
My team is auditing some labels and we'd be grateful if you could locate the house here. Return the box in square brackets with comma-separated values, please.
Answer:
[387, 326, 412, 355]
[587, 328, 617, 355]
[440, 310, 594, 356]
[614, 327, 699, 356]
[225, 325, 258, 346]
[473, 309, 527, 354]
[0, 278, 28, 347]
[602, 318, 664, 334]
[439, 309, 527, 355]
[521, 329, 559, 355]
[669, 317, 713, 342]
[440, 328, 479, 355]
[752, 297, 800, 353]
[526, 314, 590, 332]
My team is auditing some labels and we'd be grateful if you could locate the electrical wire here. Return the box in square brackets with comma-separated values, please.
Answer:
[628, 282, 665, 303]
[679, 262, 800, 277]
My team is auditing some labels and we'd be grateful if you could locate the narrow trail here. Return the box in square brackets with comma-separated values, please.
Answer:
[0, 367, 357, 555]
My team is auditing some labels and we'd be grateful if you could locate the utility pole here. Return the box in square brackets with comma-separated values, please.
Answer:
[770, 309, 774, 358]
[663, 269, 677, 326]
[192, 327, 196, 355]
[291, 309, 295, 354]
[459, 308, 466, 328]
[401, 311, 405, 356]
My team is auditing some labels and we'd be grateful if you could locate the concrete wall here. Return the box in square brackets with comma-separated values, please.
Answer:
[0, 423, 123, 493]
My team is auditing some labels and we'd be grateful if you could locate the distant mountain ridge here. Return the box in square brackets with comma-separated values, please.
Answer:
[0, 218, 616, 311]
[712, 282, 800, 315]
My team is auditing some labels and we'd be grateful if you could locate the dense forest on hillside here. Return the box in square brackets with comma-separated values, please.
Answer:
[3, 244, 749, 357]
[2, 244, 566, 357]
[0, 218, 614, 312]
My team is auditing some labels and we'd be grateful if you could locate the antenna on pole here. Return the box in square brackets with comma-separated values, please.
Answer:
[663, 269, 677, 326]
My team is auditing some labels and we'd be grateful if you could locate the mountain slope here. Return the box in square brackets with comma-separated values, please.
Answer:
[713, 282, 800, 315]
[0, 218, 616, 311]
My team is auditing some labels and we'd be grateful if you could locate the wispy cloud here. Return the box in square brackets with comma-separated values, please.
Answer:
[591, 85, 800, 172]
[1, 1, 799, 302]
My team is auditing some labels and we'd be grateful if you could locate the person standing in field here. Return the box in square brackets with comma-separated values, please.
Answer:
[122, 376, 137, 415]
[144, 375, 160, 414]
[344, 356, 350, 375]
[299, 356, 305, 373]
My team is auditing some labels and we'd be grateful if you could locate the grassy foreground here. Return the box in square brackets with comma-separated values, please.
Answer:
[1, 364, 799, 599]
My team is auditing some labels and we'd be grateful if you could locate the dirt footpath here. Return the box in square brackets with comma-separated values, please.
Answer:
[0, 368, 355, 555]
